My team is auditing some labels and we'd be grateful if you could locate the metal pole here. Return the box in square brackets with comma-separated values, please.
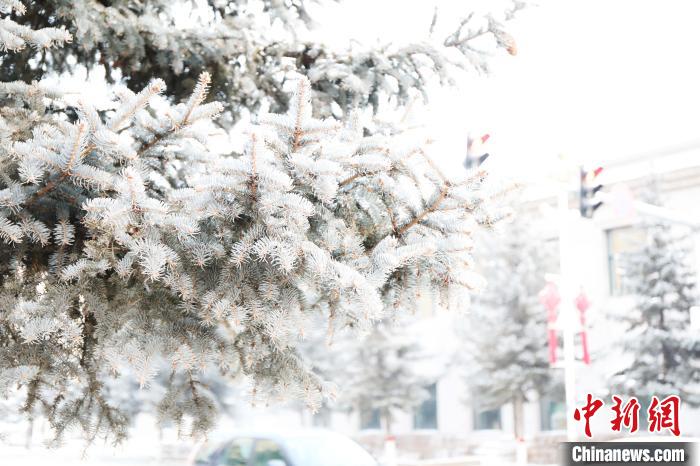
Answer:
[558, 189, 578, 442]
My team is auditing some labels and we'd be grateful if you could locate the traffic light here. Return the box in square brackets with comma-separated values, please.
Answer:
[464, 133, 490, 169]
[579, 166, 604, 218]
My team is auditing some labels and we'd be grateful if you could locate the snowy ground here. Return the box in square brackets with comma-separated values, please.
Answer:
[0, 417, 558, 466]
[1, 446, 552, 466]
[0, 443, 191, 465]
[0, 416, 196, 465]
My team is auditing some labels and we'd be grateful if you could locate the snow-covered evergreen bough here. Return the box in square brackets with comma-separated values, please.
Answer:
[0, 0, 508, 442]
[2, 0, 523, 124]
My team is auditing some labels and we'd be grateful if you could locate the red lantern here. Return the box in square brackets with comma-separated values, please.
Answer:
[575, 291, 591, 365]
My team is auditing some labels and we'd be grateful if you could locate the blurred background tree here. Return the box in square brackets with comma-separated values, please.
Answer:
[332, 318, 433, 435]
[609, 189, 700, 407]
[462, 217, 556, 438]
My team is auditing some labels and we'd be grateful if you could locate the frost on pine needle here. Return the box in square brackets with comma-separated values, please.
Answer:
[0, 4, 71, 52]
[0, 1, 512, 444]
[1, 0, 523, 124]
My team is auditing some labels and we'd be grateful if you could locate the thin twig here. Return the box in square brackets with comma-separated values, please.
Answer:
[338, 172, 364, 188]
[292, 81, 305, 152]
[394, 184, 449, 237]
[250, 133, 258, 201]
[23, 124, 87, 207]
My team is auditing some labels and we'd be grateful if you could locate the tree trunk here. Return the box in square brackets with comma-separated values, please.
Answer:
[513, 393, 524, 439]
[24, 418, 33, 449]
[382, 407, 393, 436]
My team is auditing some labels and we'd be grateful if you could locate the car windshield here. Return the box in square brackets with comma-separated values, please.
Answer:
[193, 441, 221, 465]
[284, 434, 377, 466]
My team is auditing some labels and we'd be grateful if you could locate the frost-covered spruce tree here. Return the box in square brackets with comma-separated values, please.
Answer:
[0, 3, 507, 442]
[463, 218, 554, 438]
[3, 0, 523, 123]
[609, 215, 700, 406]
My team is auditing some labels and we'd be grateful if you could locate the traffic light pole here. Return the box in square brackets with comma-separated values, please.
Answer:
[559, 159, 700, 440]
[557, 188, 579, 441]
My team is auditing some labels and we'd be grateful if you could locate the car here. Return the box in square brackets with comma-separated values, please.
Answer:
[192, 429, 378, 466]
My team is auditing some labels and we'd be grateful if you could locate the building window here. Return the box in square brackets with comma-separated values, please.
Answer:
[539, 398, 566, 431]
[474, 406, 502, 430]
[360, 407, 381, 430]
[312, 406, 331, 428]
[691, 306, 700, 331]
[413, 383, 438, 430]
[606, 226, 646, 295]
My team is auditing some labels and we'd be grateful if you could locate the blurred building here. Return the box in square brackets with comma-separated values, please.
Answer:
[300, 149, 700, 463]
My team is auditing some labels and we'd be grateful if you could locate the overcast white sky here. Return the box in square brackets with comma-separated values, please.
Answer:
[318, 0, 700, 181]
[71, 0, 700, 183]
